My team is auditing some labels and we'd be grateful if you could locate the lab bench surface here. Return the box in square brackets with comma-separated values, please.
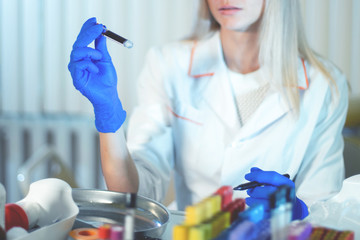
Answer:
[154, 210, 185, 240]
[67, 210, 185, 240]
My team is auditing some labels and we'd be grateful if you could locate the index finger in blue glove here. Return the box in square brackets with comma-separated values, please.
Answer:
[245, 170, 294, 188]
[70, 47, 103, 62]
[247, 185, 277, 199]
[73, 24, 104, 49]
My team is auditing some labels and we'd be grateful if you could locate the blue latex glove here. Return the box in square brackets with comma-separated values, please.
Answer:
[68, 17, 126, 132]
[245, 167, 309, 220]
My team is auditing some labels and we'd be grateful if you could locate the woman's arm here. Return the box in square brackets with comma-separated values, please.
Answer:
[68, 18, 175, 199]
[68, 18, 137, 192]
[100, 127, 139, 193]
[295, 68, 349, 206]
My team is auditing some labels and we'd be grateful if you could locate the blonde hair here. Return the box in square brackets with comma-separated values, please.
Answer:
[190, 0, 336, 112]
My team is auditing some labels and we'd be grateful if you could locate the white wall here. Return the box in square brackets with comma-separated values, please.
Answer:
[0, 0, 358, 117]
[300, 0, 360, 94]
[0, 0, 198, 202]
[0, 0, 198, 116]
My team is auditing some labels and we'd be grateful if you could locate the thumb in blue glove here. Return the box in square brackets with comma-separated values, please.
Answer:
[68, 17, 126, 132]
[244, 167, 309, 220]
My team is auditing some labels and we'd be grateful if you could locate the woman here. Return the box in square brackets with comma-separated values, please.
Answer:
[68, 0, 348, 220]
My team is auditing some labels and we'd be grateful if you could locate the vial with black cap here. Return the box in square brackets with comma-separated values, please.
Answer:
[124, 193, 137, 240]
[270, 185, 291, 240]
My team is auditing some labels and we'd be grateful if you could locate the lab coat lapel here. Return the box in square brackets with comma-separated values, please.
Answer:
[190, 33, 307, 141]
[233, 59, 309, 142]
[234, 88, 291, 142]
[191, 32, 240, 130]
[202, 64, 240, 130]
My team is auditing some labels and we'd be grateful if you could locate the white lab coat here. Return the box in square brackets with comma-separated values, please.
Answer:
[126, 32, 348, 211]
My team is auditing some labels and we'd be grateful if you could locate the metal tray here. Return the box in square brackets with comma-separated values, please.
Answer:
[71, 188, 170, 239]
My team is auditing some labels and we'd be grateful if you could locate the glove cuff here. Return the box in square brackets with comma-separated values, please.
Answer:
[94, 98, 126, 133]
[292, 197, 309, 220]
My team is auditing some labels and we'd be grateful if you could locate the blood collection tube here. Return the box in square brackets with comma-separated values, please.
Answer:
[101, 25, 133, 49]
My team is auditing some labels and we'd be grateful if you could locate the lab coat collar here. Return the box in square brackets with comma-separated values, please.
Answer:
[188, 32, 221, 78]
[298, 58, 310, 90]
[234, 88, 291, 142]
[189, 31, 309, 88]
[190, 32, 293, 140]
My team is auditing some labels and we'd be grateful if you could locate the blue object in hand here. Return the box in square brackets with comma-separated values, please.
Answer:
[244, 167, 309, 220]
[68, 17, 126, 133]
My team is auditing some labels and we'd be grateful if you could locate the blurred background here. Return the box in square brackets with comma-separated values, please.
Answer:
[0, 0, 359, 203]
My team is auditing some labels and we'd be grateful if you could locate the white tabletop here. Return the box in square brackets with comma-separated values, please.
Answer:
[159, 210, 185, 240]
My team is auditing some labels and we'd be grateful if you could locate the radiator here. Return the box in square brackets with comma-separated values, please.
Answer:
[0, 114, 105, 203]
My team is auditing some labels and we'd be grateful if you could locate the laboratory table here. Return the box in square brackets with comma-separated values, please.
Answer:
[67, 210, 185, 240]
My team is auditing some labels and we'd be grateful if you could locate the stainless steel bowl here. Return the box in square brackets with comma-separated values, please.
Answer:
[72, 188, 170, 239]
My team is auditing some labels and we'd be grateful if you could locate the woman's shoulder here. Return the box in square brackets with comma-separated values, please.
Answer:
[306, 56, 348, 92]
[306, 56, 349, 108]
[310, 56, 346, 81]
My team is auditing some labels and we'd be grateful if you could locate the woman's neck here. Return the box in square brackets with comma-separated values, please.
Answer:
[220, 28, 260, 74]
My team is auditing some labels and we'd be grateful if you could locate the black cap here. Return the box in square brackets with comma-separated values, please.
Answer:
[125, 193, 137, 208]
[270, 185, 290, 209]
[286, 186, 295, 203]
[0, 226, 6, 240]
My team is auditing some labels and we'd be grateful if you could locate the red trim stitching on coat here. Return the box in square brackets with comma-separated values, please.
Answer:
[187, 41, 215, 78]
[167, 106, 203, 126]
[299, 58, 309, 90]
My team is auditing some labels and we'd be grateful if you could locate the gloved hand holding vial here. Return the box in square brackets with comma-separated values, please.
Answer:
[68, 17, 127, 133]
